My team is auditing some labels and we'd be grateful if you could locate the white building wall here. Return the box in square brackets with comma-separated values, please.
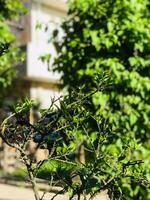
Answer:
[27, 1, 66, 80]
[26, 0, 67, 108]
[30, 86, 62, 108]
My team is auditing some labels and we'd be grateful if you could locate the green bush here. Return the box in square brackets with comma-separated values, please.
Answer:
[1, 88, 148, 199]
[53, 0, 150, 198]
[11, 168, 27, 181]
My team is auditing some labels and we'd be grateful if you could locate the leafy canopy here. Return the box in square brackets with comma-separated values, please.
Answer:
[0, 0, 26, 105]
[53, 0, 150, 140]
[52, 0, 150, 198]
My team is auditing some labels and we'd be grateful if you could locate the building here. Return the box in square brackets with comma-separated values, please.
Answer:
[13, 0, 67, 108]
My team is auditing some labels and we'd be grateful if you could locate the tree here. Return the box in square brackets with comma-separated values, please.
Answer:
[0, 0, 25, 106]
[53, 0, 150, 198]
[0, 83, 147, 200]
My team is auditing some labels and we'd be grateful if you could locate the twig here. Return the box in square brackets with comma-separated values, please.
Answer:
[50, 188, 66, 200]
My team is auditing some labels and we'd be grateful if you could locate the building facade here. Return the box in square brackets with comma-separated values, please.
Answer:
[14, 0, 67, 108]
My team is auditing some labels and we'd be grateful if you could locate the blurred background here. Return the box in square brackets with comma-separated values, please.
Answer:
[8, 0, 67, 108]
[0, 0, 67, 174]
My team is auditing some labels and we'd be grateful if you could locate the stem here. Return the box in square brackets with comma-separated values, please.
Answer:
[28, 169, 40, 200]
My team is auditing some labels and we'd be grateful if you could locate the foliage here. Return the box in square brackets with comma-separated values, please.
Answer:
[0, 0, 149, 199]
[11, 167, 27, 181]
[52, 0, 150, 198]
[0, 0, 26, 106]
[0, 82, 148, 200]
